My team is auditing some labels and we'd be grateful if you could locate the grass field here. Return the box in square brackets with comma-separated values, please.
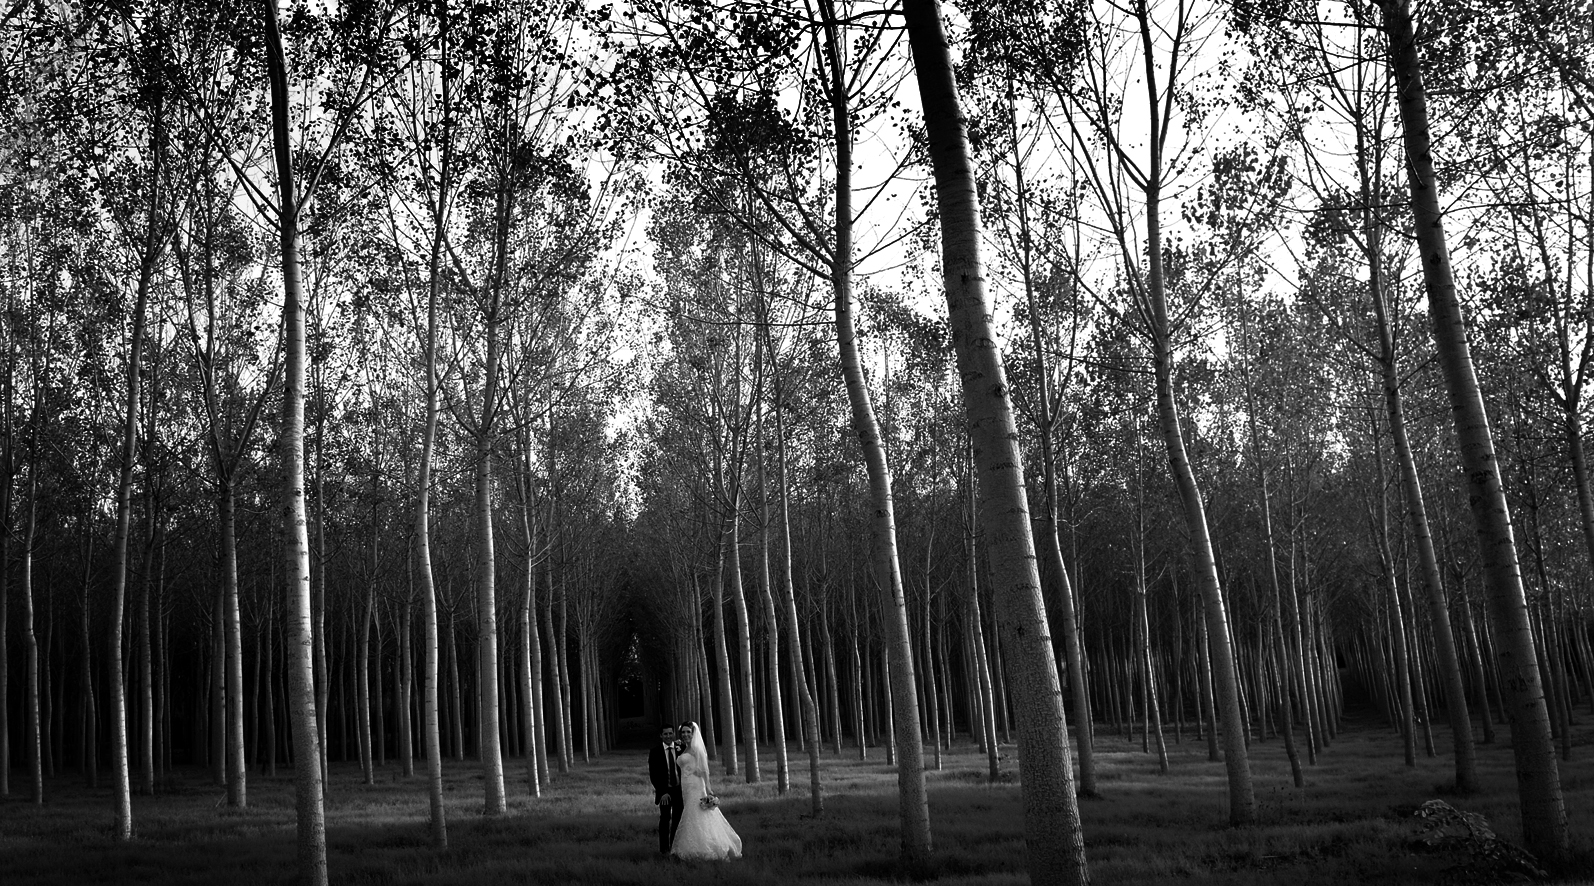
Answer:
[3, 711, 1593, 885]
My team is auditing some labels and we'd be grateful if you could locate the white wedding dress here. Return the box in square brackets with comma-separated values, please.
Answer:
[670, 725, 743, 860]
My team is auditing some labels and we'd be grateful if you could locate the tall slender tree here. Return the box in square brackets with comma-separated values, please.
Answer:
[264, 0, 326, 877]
[1044, 0, 1257, 824]
[903, 1, 1089, 883]
[1374, 0, 1568, 860]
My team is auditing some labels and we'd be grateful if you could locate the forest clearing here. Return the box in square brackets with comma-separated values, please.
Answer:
[3, 716, 1592, 886]
[4, 0, 1594, 884]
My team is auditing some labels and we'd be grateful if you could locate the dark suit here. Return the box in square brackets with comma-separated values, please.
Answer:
[649, 742, 684, 854]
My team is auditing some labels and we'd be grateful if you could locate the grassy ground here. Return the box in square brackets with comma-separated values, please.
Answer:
[2, 711, 1593, 885]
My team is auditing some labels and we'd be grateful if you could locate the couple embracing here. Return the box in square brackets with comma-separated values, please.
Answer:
[648, 722, 743, 860]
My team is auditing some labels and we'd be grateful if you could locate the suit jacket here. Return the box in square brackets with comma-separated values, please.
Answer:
[649, 742, 681, 802]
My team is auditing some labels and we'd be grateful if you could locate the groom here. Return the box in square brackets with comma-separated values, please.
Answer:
[648, 724, 684, 855]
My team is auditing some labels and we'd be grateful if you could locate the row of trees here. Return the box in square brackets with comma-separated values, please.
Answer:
[2, 0, 1591, 884]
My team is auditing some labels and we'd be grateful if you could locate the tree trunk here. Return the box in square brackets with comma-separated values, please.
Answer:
[1375, 528, 1415, 759]
[964, 473, 1000, 775]
[518, 572, 541, 796]
[724, 499, 759, 782]
[52, 592, 64, 777]
[215, 482, 247, 805]
[1148, 194, 1254, 821]
[312, 411, 329, 786]
[0, 357, 10, 801]
[1364, 207, 1478, 787]
[541, 568, 568, 773]
[21, 460, 42, 802]
[694, 611, 717, 758]
[1140, 172, 1254, 825]
[265, 2, 327, 878]
[210, 583, 225, 784]
[771, 391, 821, 813]
[991, 609, 1012, 745]
[904, 2, 1089, 880]
[754, 398, 787, 791]
[1197, 603, 1219, 762]
[264, 605, 276, 776]
[712, 522, 740, 775]
[337, 625, 351, 763]
[862, 625, 878, 747]
[250, 616, 261, 770]
[1459, 591, 1497, 743]
[517, 463, 545, 792]
[1377, 0, 1568, 859]
[1403, 570, 1436, 757]
[1135, 563, 1168, 774]
[818, 0, 929, 858]
[1272, 613, 1303, 787]
[1131, 417, 1168, 773]
[576, 629, 591, 761]
[413, 0, 453, 841]
[358, 586, 374, 785]
[556, 577, 574, 770]
[446, 614, 463, 759]
[880, 644, 897, 764]
[1541, 604, 1573, 760]
[1307, 595, 1337, 741]
[523, 572, 545, 786]
[963, 614, 984, 746]
[105, 88, 167, 841]
[110, 273, 155, 818]
[1286, 510, 1319, 762]
[849, 605, 867, 757]
[1171, 612, 1185, 743]
[473, 140, 510, 811]
[139, 508, 157, 797]
[1005, 99, 1097, 795]
[80, 546, 97, 788]
[1565, 401, 1594, 646]
[374, 612, 386, 769]
[1235, 322, 1300, 784]
[821, 606, 842, 756]
[969, 586, 1000, 780]
[921, 571, 942, 771]
[474, 405, 506, 812]
[399, 601, 414, 776]
[930, 595, 943, 748]
[584, 643, 598, 757]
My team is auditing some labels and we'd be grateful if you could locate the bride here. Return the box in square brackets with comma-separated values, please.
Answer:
[670, 722, 743, 860]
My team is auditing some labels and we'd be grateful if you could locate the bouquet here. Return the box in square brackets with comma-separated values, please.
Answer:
[699, 794, 719, 811]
